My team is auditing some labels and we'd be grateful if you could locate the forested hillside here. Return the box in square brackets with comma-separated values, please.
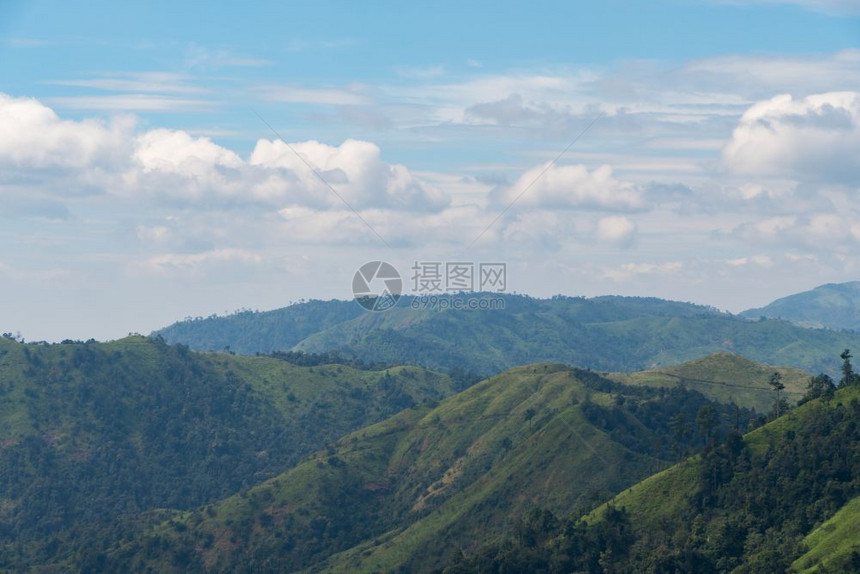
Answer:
[95, 364, 757, 573]
[450, 384, 860, 572]
[154, 294, 860, 376]
[0, 335, 454, 568]
[741, 281, 860, 332]
[3, 334, 853, 572]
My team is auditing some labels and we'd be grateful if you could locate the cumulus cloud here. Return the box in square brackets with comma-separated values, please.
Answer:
[0, 93, 131, 169]
[596, 216, 637, 247]
[136, 129, 243, 173]
[491, 163, 646, 211]
[723, 92, 860, 183]
[0, 93, 447, 212]
[251, 138, 449, 211]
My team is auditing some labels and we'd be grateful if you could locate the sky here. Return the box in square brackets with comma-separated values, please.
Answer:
[1, 0, 859, 341]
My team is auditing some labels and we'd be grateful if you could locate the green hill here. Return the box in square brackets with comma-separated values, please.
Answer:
[0, 335, 454, 568]
[154, 294, 860, 376]
[154, 299, 364, 354]
[451, 384, 860, 572]
[96, 363, 757, 573]
[608, 352, 811, 413]
[741, 281, 860, 332]
[793, 494, 860, 572]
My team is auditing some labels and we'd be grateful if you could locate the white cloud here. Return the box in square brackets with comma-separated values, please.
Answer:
[275, 203, 495, 247]
[136, 129, 243, 173]
[464, 93, 575, 128]
[250, 138, 449, 211]
[596, 216, 637, 247]
[602, 261, 684, 281]
[374, 50, 860, 148]
[498, 210, 570, 250]
[0, 93, 131, 169]
[732, 213, 860, 252]
[492, 163, 646, 211]
[723, 92, 860, 183]
[733, 215, 798, 240]
[682, 50, 860, 95]
[0, 93, 447, 212]
[138, 248, 263, 276]
[725, 254, 773, 267]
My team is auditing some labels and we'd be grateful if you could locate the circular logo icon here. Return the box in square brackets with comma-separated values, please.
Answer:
[352, 261, 402, 312]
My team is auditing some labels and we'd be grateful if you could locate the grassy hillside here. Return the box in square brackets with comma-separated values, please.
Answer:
[452, 384, 860, 572]
[0, 336, 454, 569]
[155, 294, 860, 376]
[741, 281, 860, 332]
[97, 364, 755, 573]
[608, 352, 811, 412]
[792, 495, 860, 572]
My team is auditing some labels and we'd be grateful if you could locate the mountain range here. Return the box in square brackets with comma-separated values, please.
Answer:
[4, 332, 854, 572]
[155, 292, 860, 377]
[71, 356, 859, 573]
[83, 361, 761, 572]
[3, 283, 860, 571]
[740, 281, 860, 332]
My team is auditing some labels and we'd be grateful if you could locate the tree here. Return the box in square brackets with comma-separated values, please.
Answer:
[840, 349, 857, 386]
[696, 405, 719, 444]
[670, 412, 691, 460]
[769, 372, 785, 418]
[801, 374, 835, 404]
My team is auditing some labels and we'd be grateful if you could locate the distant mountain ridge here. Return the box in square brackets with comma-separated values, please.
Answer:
[741, 281, 860, 331]
[155, 293, 860, 376]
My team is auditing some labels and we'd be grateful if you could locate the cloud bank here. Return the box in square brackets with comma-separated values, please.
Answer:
[0, 93, 449, 212]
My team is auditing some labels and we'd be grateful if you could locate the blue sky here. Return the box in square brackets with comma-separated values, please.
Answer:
[1, 0, 859, 340]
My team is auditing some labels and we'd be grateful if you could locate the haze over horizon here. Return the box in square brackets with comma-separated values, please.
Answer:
[1, 0, 859, 341]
